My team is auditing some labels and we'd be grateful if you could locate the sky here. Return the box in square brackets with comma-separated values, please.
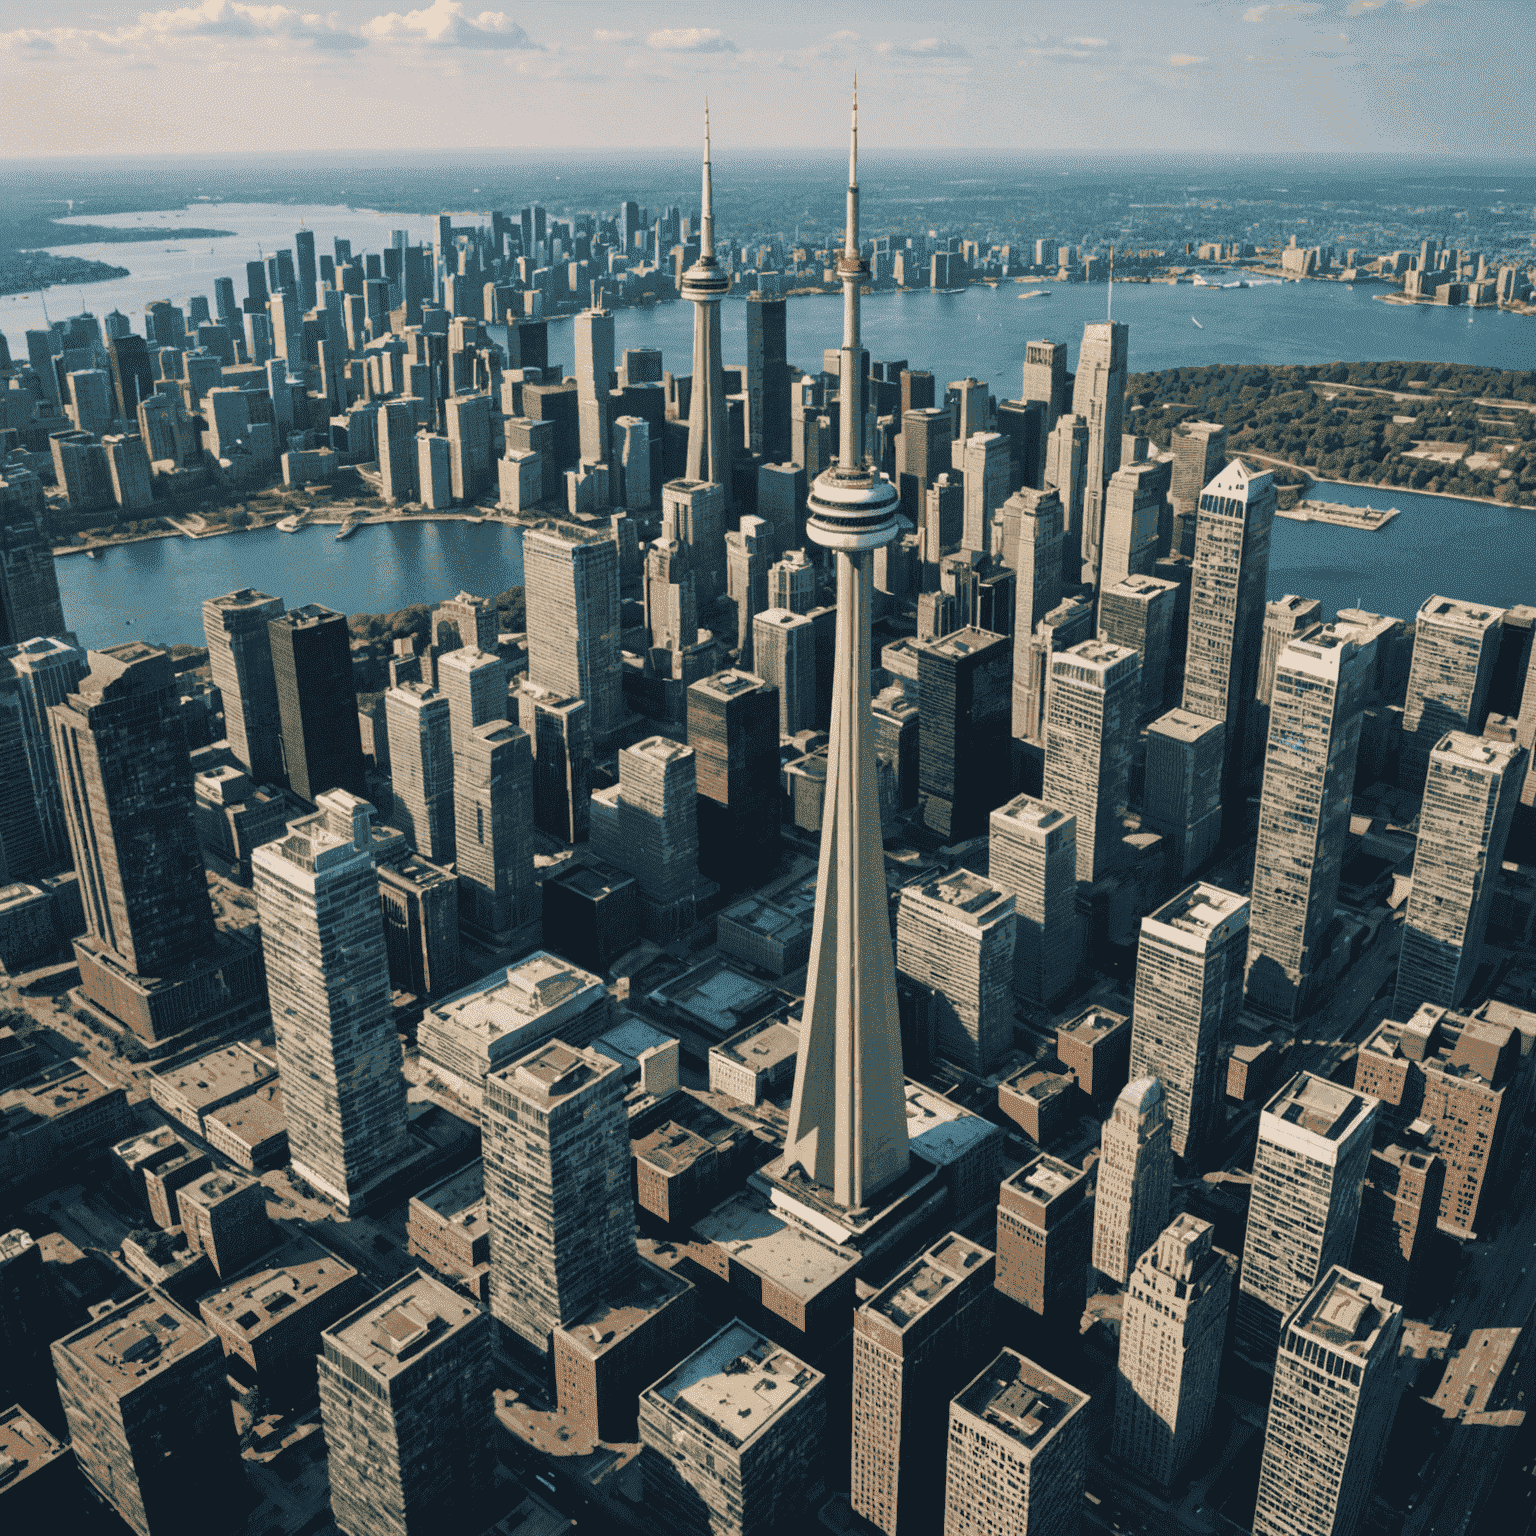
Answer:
[0, 0, 1531, 160]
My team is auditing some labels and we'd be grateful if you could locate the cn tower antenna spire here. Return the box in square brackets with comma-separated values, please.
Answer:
[701, 101, 714, 256]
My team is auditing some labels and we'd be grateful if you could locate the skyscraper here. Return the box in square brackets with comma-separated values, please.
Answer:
[747, 291, 790, 461]
[202, 589, 285, 787]
[896, 870, 1016, 1073]
[253, 792, 410, 1213]
[1394, 733, 1524, 1017]
[782, 86, 911, 1210]
[1141, 709, 1225, 879]
[1245, 632, 1366, 1023]
[1128, 883, 1249, 1166]
[268, 604, 365, 804]
[1181, 460, 1276, 806]
[1112, 1214, 1233, 1488]
[0, 491, 67, 647]
[385, 682, 456, 863]
[1020, 339, 1069, 485]
[1098, 573, 1181, 725]
[682, 108, 731, 502]
[852, 1234, 997, 1536]
[1253, 594, 1323, 758]
[995, 486, 1063, 636]
[53, 1292, 244, 1536]
[435, 643, 508, 749]
[573, 305, 615, 465]
[319, 1271, 493, 1536]
[753, 608, 817, 735]
[944, 1349, 1089, 1536]
[1237, 1073, 1377, 1362]
[1042, 639, 1140, 882]
[0, 633, 86, 876]
[988, 794, 1078, 1007]
[996, 1155, 1094, 1327]
[1400, 595, 1504, 792]
[1043, 413, 1088, 579]
[523, 526, 622, 737]
[1092, 1077, 1173, 1286]
[1098, 461, 1163, 592]
[689, 669, 781, 888]
[454, 719, 537, 946]
[661, 477, 727, 605]
[961, 432, 1011, 552]
[1072, 319, 1128, 584]
[1252, 1268, 1403, 1536]
[918, 627, 1012, 841]
[484, 1039, 634, 1351]
[50, 643, 263, 1041]
[1168, 421, 1226, 555]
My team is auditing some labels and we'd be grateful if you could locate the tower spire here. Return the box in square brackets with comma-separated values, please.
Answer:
[837, 77, 865, 471]
[700, 101, 714, 258]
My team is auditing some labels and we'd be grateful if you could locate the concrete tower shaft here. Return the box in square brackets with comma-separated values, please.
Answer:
[682, 104, 730, 497]
[786, 84, 910, 1209]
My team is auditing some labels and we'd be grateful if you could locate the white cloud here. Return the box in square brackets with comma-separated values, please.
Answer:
[1244, 2, 1322, 19]
[877, 37, 970, 58]
[592, 29, 634, 44]
[1168, 53, 1208, 65]
[1344, 0, 1387, 11]
[364, 1, 538, 49]
[1064, 36, 1108, 46]
[646, 27, 736, 53]
[2, 1, 367, 54]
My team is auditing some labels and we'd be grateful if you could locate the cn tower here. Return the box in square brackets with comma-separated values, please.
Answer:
[681, 104, 730, 496]
[784, 83, 910, 1210]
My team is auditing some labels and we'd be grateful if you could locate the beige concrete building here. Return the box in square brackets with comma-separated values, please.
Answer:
[1091, 1076, 1173, 1286]
[1112, 1214, 1234, 1488]
[988, 794, 1077, 1007]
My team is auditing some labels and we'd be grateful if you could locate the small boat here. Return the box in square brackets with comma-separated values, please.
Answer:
[1017, 289, 1050, 300]
[1191, 316, 1204, 329]
[336, 517, 359, 540]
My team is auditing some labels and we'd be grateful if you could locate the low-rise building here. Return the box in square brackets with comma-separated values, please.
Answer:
[996, 1155, 1093, 1328]
[176, 1168, 274, 1278]
[199, 1236, 371, 1402]
[632, 1095, 761, 1229]
[716, 894, 814, 976]
[407, 1159, 490, 1300]
[1055, 1006, 1131, 1105]
[996, 1065, 1077, 1146]
[552, 1258, 698, 1443]
[905, 1081, 1004, 1223]
[147, 1042, 277, 1140]
[203, 1081, 287, 1170]
[0, 1060, 133, 1192]
[708, 1018, 800, 1104]
[0, 1404, 74, 1525]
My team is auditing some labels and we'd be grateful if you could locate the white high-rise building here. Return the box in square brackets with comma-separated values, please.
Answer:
[961, 432, 1010, 553]
[201, 589, 284, 786]
[1071, 320, 1128, 584]
[1129, 883, 1249, 1166]
[1091, 1077, 1173, 1286]
[436, 644, 508, 750]
[523, 527, 622, 737]
[1042, 639, 1140, 882]
[253, 792, 409, 1213]
[1236, 1073, 1378, 1363]
[753, 608, 817, 736]
[1252, 1268, 1403, 1536]
[385, 682, 456, 863]
[1400, 595, 1504, 792]
[1394, 733, 1525, 1017]
[988, 794, 1077, 1006]
[1244, 631, 1366, 1024]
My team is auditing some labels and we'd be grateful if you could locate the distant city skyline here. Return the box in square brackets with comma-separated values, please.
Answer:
[1, 0, 1530, 159]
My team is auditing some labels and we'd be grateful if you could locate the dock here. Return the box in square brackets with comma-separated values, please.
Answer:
[1278, 498, 1400, 531]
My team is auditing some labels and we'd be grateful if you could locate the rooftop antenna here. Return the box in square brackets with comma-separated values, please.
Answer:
[1108, 245, 1115, 322]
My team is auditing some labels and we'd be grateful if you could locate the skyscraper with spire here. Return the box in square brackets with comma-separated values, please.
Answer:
[782, 84, 910, 1210]
[682, 106, 730, 502]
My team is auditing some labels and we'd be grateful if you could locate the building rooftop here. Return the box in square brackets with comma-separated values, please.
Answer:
[714, 1019, 800, 1076]
[204, 1082, 285, 1148]
[992, 794, 1068, 834]
[410, 1158, 485, 1228]
[693, 1186, 859, 1300]
[0, 1404, 68, 1493]
[692, 670, 771, 701]
[380, 854, 457, 893]
[1058, 1006, 1130, 1044]
[151, 1043, 276, 1114]
[1429, 1328, 1523, 1421]
[1117, 1076, 1165, 1114]
[863, 1234, 991, 1333]
[907, 869, 1012, 924]
[1289, 1268, 1396, 1359]
[546, 862, 634, 901]
[1147, 708, 1225, 745]
[179, 1168, 260, 1212]
[1007, 1154, 1084, 1207]
[649, 960, 776, 1040]
[200, 1237, 361, 1345]
[275, 603, 344, 630]
[645, 1321, 822, 1451]
[426, 952, 605, 1047]
[57, 1291, 216, 1396]
[953, 1349, 1087, 1452]
[905, 1082, 999, 1168]
[1146, 882, 1248, 944]
[324, 1270, 480, 1383]
[628, 735, 694, 765]
[926, 626, 1007, 661]
[500, 1040, 621, 1108]
[555, 1259, 693, 1363]
[1266, 1073, 1374, 1144]
[1417, 595, 1502, 629]
[719, 895, 811, 944]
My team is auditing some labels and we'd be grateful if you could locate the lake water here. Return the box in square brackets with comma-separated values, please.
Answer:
[19, 199, 1535, 649]
[57, 481, 1534, 652]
